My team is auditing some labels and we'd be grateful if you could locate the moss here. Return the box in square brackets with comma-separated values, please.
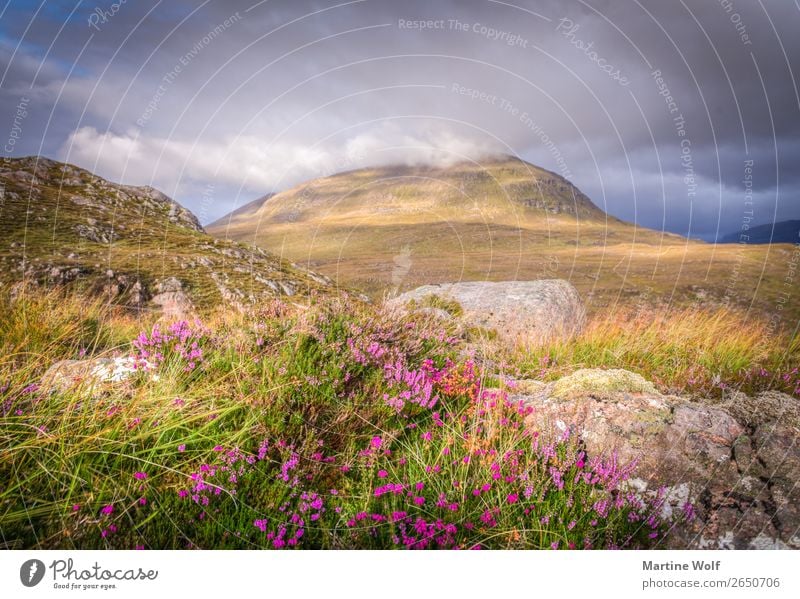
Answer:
[408, 293, 464, 317]
[551, 368, 658, 400]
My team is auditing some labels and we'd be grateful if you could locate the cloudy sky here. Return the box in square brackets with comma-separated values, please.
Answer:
[1, 0, 798, 239]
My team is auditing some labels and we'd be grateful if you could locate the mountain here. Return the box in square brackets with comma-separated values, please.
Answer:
[718, 220, 800, 245]
[208, 155, 799, 320]
[208, 193, 274, 229]
[0, 157, 333, 311]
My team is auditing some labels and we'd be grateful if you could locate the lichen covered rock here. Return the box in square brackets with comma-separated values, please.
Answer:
[549, 368, 658, 400]
[515, 369, 800, 549]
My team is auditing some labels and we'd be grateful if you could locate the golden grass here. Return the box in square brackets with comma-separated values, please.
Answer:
[506, 306, 799, 398]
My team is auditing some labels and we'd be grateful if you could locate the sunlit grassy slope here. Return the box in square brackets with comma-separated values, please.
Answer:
[209, 156, 799, 322]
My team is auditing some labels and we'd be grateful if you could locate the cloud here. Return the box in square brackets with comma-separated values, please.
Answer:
[3, 0, 799, 232]
[60, 122, 501, 198]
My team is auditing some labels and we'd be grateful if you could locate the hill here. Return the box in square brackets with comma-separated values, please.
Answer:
[0, 156, 333, 312]
[208, 193, 274, 228]
[208, 156, 799, 321]
[719, 220, 800, 244]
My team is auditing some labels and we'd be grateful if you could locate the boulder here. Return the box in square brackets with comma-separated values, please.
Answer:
[388, 280, 584, 345]
[151, 277, 194, 319]
[514, 368, 800, 549]
[40, 356, 148, 394]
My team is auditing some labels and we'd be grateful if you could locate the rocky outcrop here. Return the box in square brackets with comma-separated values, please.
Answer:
[389, 280, 584, 345]
[513, 369, 800, 549]
[549, 368, 658, 399]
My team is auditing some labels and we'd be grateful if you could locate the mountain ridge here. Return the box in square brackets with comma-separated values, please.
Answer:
[718, 220, 800, 245]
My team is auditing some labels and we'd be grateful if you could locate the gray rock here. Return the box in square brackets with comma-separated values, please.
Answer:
[128, 279, 148, 308]
[388, 280, 584, 345]
[515, 370, 800, 549]
[550, 368, 658, 399]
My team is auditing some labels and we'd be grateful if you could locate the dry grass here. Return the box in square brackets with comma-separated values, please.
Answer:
[505, 306, 800, 399]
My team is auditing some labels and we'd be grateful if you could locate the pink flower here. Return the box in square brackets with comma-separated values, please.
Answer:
[506, 493, 519, 504]
[254, 519, 268, 533]
[178, 444, 186, 453]
[138, 497, 147, 506]
[421, 431, 432, 442]
[71, 504, 80, 512]
[133, 472, 148, 480]
[377, 470, 388, 478]
[100, 504, 114, 516]
[370, 436, 383, 450]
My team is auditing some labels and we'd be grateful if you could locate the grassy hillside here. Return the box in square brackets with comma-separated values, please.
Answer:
[209, 156, 799, 323]
[0, 157, 333, 311]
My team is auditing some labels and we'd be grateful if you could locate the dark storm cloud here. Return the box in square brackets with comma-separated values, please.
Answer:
[1, 0, 798, 238]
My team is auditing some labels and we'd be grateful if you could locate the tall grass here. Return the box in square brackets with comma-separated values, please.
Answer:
[509, 307, 800, 398]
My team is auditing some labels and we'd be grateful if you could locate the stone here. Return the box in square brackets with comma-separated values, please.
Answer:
[388, 280, 584, 345]
[515, 371, 800, 549]
[40, 356, 148, 394]
[717, 390, 800, 429]
[151, 277, 194, 319]
[550, 368, 658, 400]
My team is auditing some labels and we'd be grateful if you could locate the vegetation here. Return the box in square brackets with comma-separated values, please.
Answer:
[407, 293, 465, 317]
[1, 288, 796, 549]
